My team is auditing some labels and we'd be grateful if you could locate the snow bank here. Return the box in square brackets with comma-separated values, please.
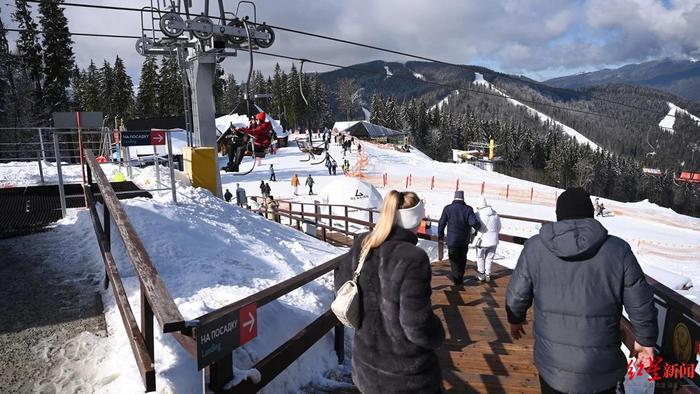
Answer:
[384, 65, 393, 77]
[658, 102, 700, 134]
[473, 73, 600, 150]
[26, 184, 347, 392]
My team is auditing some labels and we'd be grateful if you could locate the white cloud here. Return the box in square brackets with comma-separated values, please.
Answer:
[1, 0, 700, 82]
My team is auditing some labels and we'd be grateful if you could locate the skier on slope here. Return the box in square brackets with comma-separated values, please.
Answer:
[224, 188, 233, 203]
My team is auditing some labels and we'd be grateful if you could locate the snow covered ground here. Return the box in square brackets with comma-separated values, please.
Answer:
[658, 102, 700, 133]
[2, 127, 699, 392]
[0, 162, 349, 392]
[473, 73, 601, 150]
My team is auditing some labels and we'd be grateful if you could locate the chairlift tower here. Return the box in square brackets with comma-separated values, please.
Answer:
[136, 0, 275, 195]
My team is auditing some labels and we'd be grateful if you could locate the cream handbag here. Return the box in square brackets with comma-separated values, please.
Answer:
[331, 248, 369, 329]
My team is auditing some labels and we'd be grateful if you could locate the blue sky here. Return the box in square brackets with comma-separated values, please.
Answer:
[2, 0, 699, 84]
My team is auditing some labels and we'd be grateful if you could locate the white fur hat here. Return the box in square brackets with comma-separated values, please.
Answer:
[395, 199, 425, 230]
[476, 196, 488, 209]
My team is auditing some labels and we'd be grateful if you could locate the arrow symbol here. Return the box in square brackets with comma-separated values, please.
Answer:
[153, 133, 164, 143]
[243, 312, 255, 333]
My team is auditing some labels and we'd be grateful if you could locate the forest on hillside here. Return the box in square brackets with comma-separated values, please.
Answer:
[2, 3, 699, 217]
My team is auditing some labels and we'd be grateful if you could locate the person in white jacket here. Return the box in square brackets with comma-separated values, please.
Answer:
[473, 197, 501, 282]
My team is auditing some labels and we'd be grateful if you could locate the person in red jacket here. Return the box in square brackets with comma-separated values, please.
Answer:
[222, 113, 273, 172]
[241, 112, 272, 155]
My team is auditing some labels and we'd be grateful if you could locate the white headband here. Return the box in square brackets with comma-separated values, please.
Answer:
[395, 200, 425, 230]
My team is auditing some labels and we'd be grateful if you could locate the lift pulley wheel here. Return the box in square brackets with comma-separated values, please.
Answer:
[227, 19, 247, 44]
[192, 16, 214, 40]
[159, 12, 185, 38]
[254, 25, 275, 48]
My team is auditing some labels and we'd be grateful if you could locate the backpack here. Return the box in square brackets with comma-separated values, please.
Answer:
[332, 248, 369, 329]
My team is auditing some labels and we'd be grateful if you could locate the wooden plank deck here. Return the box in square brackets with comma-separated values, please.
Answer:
[432, 260, 538, 393]
[321, 230, 538, 392]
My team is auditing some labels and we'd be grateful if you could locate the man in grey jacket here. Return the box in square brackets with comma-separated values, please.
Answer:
[506, 188, 657, 394]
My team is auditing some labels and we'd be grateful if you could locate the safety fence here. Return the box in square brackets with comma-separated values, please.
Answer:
[364, 172, 561, 207]
[1, 128, 178, 211]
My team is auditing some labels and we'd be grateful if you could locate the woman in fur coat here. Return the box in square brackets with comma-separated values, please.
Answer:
[335, 190, 445, 393]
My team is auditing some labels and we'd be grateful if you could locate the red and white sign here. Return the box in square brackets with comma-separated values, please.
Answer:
[239, 303, 257, 345]
[150, 130, 166, 145]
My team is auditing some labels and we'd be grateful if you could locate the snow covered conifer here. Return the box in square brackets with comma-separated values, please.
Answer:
[110, 56, 133, 123]
[136, 56, 159, 118]
[158, 56, 183, 116]
[12, 0, 43, 102]
[39, 0, 74, 112]
[98, 60, 113, 119]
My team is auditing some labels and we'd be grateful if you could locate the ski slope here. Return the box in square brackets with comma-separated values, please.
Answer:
[219, 134, 699, 298]
[473, 73, 601, 150]
[430, 90, 459, 111]
[658, 102, 700, 133]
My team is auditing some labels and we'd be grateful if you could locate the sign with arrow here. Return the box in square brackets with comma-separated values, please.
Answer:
[120, 130, 167, 147]
[195, 303, 258, 370]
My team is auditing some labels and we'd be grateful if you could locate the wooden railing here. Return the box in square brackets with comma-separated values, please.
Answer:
[83, 150, 187, 391]
[199, 255, 346, 392]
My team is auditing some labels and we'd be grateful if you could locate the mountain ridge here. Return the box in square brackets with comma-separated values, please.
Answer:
[544, 58, 700, 102]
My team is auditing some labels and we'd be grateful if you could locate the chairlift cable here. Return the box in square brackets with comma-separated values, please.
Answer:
[16, 1, 682, 120]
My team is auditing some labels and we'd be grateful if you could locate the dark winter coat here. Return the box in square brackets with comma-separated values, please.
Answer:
[437, 200, 481, 248]
[506, 218, 658, 393]
[335, 228, 445, 394]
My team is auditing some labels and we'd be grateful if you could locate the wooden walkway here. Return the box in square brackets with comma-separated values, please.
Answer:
[321, 230, 539, 393]
[431, 260, 538, 393]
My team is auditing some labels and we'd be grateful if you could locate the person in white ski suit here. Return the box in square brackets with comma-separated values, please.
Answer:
[472, 197, 501, 282]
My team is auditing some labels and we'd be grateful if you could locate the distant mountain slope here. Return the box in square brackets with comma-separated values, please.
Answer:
[317, 59, 700, 170]
[544, 58, 700, 102]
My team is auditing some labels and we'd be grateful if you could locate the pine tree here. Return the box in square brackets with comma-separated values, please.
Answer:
[270, 63, 285, 117]
[69, 65, 82, 109]
[337, 78, 359, 120]
[369, 94, 385, 125]
[313, 75, 333, 127]
[384, 96, 400, 130]
[213, 64, 225, 113]
[12, 0, 43, 101]
[221, 73, 240, 114]
[286, 63, 301, 129]
[98, 60, 113, 119]
[158, 56, 183, 116]
[110, 56, 133, 122]
[39, 0, 74, 112]
[82, 60, 100, 111]
[136, 56, 159, 118]
[0, 15, 14, 126]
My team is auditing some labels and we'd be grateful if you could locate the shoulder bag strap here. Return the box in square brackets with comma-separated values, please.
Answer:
[353, 248, 370, 280]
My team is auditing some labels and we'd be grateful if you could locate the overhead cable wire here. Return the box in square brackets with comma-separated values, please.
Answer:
[2, 26, 672, 126]
[21, 0, 679, 119]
